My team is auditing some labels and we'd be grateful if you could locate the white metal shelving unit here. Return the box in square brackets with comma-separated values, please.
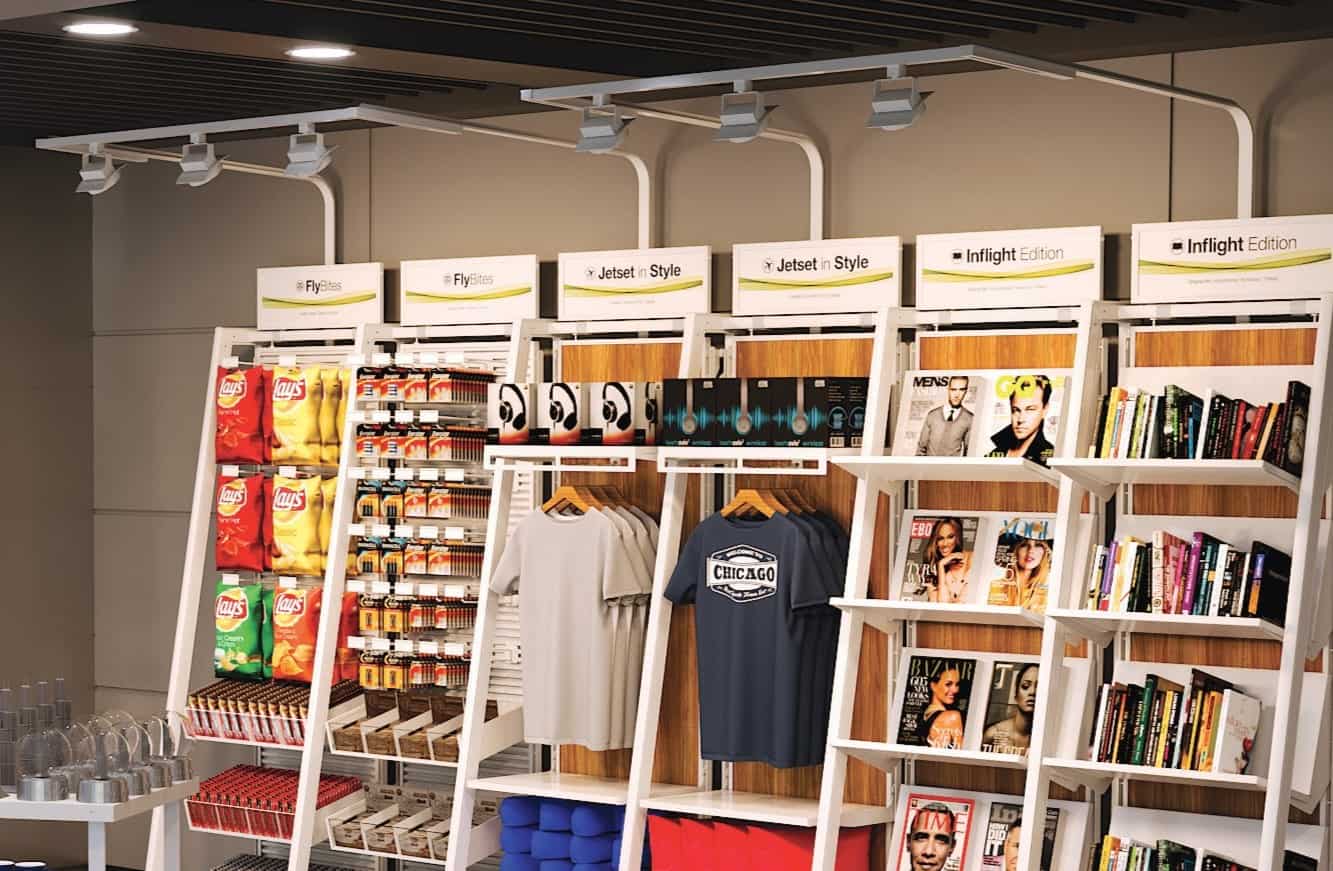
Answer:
[1028, 297, 1333, 871]
[811, 302, 1105, 871]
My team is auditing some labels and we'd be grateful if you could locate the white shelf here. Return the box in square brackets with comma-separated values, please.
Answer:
[1043, 757, 1265, 793]
[0, 778, 198, 823]
[656, 446, 857, 476]
[831, 455, 1060, 490]
[1048, 608, 1284, 644]
[466, 772, 696, 806]
[831, 597, 1043, 632]
[640, 788, 892, 828]
[186, 791, 360, 846]
[329, 841, 446, 867]
[484, 444, 654, 473]
[1049, 457, 1299, 501]
[832, 739, 1028, 772]
[190, 733, 308, 750]
[330, 747, 458, 769]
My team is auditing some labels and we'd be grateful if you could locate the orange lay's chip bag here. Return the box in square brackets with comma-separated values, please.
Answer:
[215, 367, 267, 463]
[270, 475, 323, 576]
[270, 366, 323, 464]
[270, 586, 321, 683]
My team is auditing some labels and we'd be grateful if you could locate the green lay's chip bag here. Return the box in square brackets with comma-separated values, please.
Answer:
[214, 581, 265, 680]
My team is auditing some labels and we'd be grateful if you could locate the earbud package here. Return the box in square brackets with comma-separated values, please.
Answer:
[824, 377, 869, 449]
[661, 378, 717, 446]
[535, 381, 588, 446]
[591, 381, 659, 446]
[486, 382, 533, 446]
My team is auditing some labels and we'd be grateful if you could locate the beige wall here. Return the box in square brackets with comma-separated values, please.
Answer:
[78, 37, 1333, 869]
[0, 146, 92, 865]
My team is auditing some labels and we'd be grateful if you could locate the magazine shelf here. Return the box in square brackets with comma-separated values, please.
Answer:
[830, 597, 1043, 632]
[830, 455, 1060, 489]
[832, 738, 1029, 772]
[1047, 609, 1284, 644]
[640, 789, 893, 828]
[1048, 457, 1299, 502]
[1042, 758, 1265, 794]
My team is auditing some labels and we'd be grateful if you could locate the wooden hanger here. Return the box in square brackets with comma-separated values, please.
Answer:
[542, 485, 594, 514]
[721, 488, 785, 518]
[781, 488, 816, 513]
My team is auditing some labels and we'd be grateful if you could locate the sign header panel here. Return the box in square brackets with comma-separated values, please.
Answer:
[915, 226, 1102, 310]
[256, 262, 384, 330]
[399, 255, 539, 325]
[731, 236, 901, 315]
[558, 246, 711, 320]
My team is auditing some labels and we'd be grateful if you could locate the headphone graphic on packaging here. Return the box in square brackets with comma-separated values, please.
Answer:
[549, 382, 580, 432]
[735, 378, 753, 436]
[682, 380, 698, 435]
[791, 378, 809, 436]
[498, 383, 527, 431]
[602, 382, 633, 431]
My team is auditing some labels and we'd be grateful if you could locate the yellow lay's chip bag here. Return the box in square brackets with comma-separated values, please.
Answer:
[319, 369, 342, 466]
[270, 366, 323, 464]
[318, 476, 338, 567]
[270, 474, 323, 576]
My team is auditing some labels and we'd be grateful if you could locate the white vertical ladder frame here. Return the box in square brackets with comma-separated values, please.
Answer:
[616, 312, 714, 871]
[1016, 300, 1106, 871]
[805, 306, 901, 871]
[1257, 292, 1333, 871]
[445, 318, 543, 871]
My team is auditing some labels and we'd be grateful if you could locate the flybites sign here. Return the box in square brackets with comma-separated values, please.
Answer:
[256, 262, 384, 330]
[1132, 215, 1333, 303]
[915, 226, 1102, 309]
[558, 245, 711, 319]
[731, 236, 901, 315]
[400, 254, 539, 325]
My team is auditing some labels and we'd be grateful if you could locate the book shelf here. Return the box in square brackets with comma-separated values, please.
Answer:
[1031, 300, 1333, 871]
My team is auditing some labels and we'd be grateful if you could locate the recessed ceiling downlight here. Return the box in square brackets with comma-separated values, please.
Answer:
[63, 21, 139, 37]
[286, 46, 355, 60]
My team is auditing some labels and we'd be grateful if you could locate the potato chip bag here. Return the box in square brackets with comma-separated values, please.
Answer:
[215, 367, 267, 463]
[271, 586, 321, 683]
[336, 367, 351, 454]
[215, 475, 266, 572]
[270, 366, 323, 464]
[270, 475, 323, 576]
[319, 369, 342, 466]
[214, 582, 265, 680]
[318, 476, 338, 568]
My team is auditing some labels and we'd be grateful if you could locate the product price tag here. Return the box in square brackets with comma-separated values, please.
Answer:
[394, 467, 415, 481]
[348, 523, 367, 537]
[396, 582, 415, 596]
[394, 410, 414, 424]
[372, 410, 392, 423]
[348, 466, 369, 480]
[419, 352, 440, 365]
[394, 639, 415, 653]
[278, 354, 297, 367]
[445, 527, 465, 541]
[221, 355, 240, 369]
[221, 573, 241, 586]
[446, 468, 465, 483]
[418, 641, 440, 656]
[371, 467, 391, 481]
[371, 637, 392, 652]
[418, 526, 439, 540]
[220, 464, 241, 477]
[372, 352, 392, 366]
[418, 410, 440, 424]
[277, 576, 298, 589]
[346, 353, 366, 367]
[444, 584, 467, 600]
[418, 468, 439, 482]
[348, 635, 366, 650]
[443, 642, 467, 657]
[395, 525, 415, 539]
[391, 327, 417, 340]
[417, 583, 439, 598]
[445, 351, 466, 364]
[371, 580, 392, 595]
[349, 410, 367, 424]
[346, 580, 366, 593]
[372, 524, 392, 537]
[278, 466, 298, 478]
[394, 352, 416, 366]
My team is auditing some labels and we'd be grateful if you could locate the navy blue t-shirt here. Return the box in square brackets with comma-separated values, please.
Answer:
[664, 512, 836, 768]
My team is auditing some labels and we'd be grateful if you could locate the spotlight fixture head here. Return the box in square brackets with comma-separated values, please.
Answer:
[285, 46, 355, 60]
[176, 139, 224, 187]
[76, 149, 122, 195]
[63, 21, 138, 37]
[285, 129, 336, 177]
[715, 91, 773, 144]
[576, 107, 631, 154]
[867, 77, 927, 131]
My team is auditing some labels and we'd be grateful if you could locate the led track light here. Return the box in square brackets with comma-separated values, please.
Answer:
[285, 126, 336, 177]
[177, 136, 224, 187]
[867, 76, 927, 131]
[75, 147, 122, 195]
[715, 91, 773, 144]
[576, 107, 632, 153]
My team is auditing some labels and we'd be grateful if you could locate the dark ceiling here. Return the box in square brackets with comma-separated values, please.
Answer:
[4, 0, 1333, 146]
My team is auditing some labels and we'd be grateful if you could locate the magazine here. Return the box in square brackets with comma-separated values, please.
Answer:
[893, 373, 985, 458]
[981, 661, 1039, 757]
[897, 655, 977, 749]
[982, 373, 1068, 466]
[899, 514, 981, 603]
[985, 517, 1057, 613]
[896, 792, 975, 871]
[981, 802, 1059, 871]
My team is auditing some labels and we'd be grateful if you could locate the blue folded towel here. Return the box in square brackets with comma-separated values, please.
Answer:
[500, 854, 540, 871]
[571, 805, 619, 837]
[501, 824, 537, 854]
[540, 862, 574, 871]
[573, 864, 611, 871]
[570, 834, 614, 864]
[501, 796, 541, 828]
[531, 830, 573, 860]
[540, 799, 575, 832]
[610, 836, 621, 867]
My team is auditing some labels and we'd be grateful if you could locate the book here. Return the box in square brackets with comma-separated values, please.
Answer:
[985, 517, 1056, 613]
[1154, 689, 1177, 767]
[1181, 669, 1235, 770]
[1229, 400, 1249, 459]
[1281, 380, 1311, 476]
[981, 660, 1038, 757]
[1155, 839, 1194, 870]
[895, 792, 975, 871]
[899, 513, 981, 603]
[1115, 389, 1139, 459]
[1210, 688, 1260, 775]
[1194, 690, 1223, 771]
[1101, 386, 1127, 458]
[1238, 402, 1267, 459]
[1284, 852, 1318, 871]
[894, 373, 985, 458]
[1133, 674, 1184, 765]
[980, 802, 1059, 870]
[897, 656, 977, 749]
[1182, 534, 1204, 616]
[1263, 401, 1288, 467]
[1150, 531, 1166, 614]
[1254, 402, 1279, 460]
[1092, 395, 1110, 458]
[1206, 543, 1230, 616]
[1087, 545, 1109, 610]
[1248, 541, 1292, 626]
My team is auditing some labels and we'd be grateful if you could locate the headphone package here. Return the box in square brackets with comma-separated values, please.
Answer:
[590, 381, 660, 446]
[535, 381, 588, 446]
[824, 377, 869, 449]
[661, 378, 718, 446]
[767, 377, 827, 448]
[486, 382, 533, 445]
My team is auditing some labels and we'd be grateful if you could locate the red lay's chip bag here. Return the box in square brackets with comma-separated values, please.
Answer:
[215, 475, 266, 572]
[271, 586, 321, 683]
[215, 367, 267, 463]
